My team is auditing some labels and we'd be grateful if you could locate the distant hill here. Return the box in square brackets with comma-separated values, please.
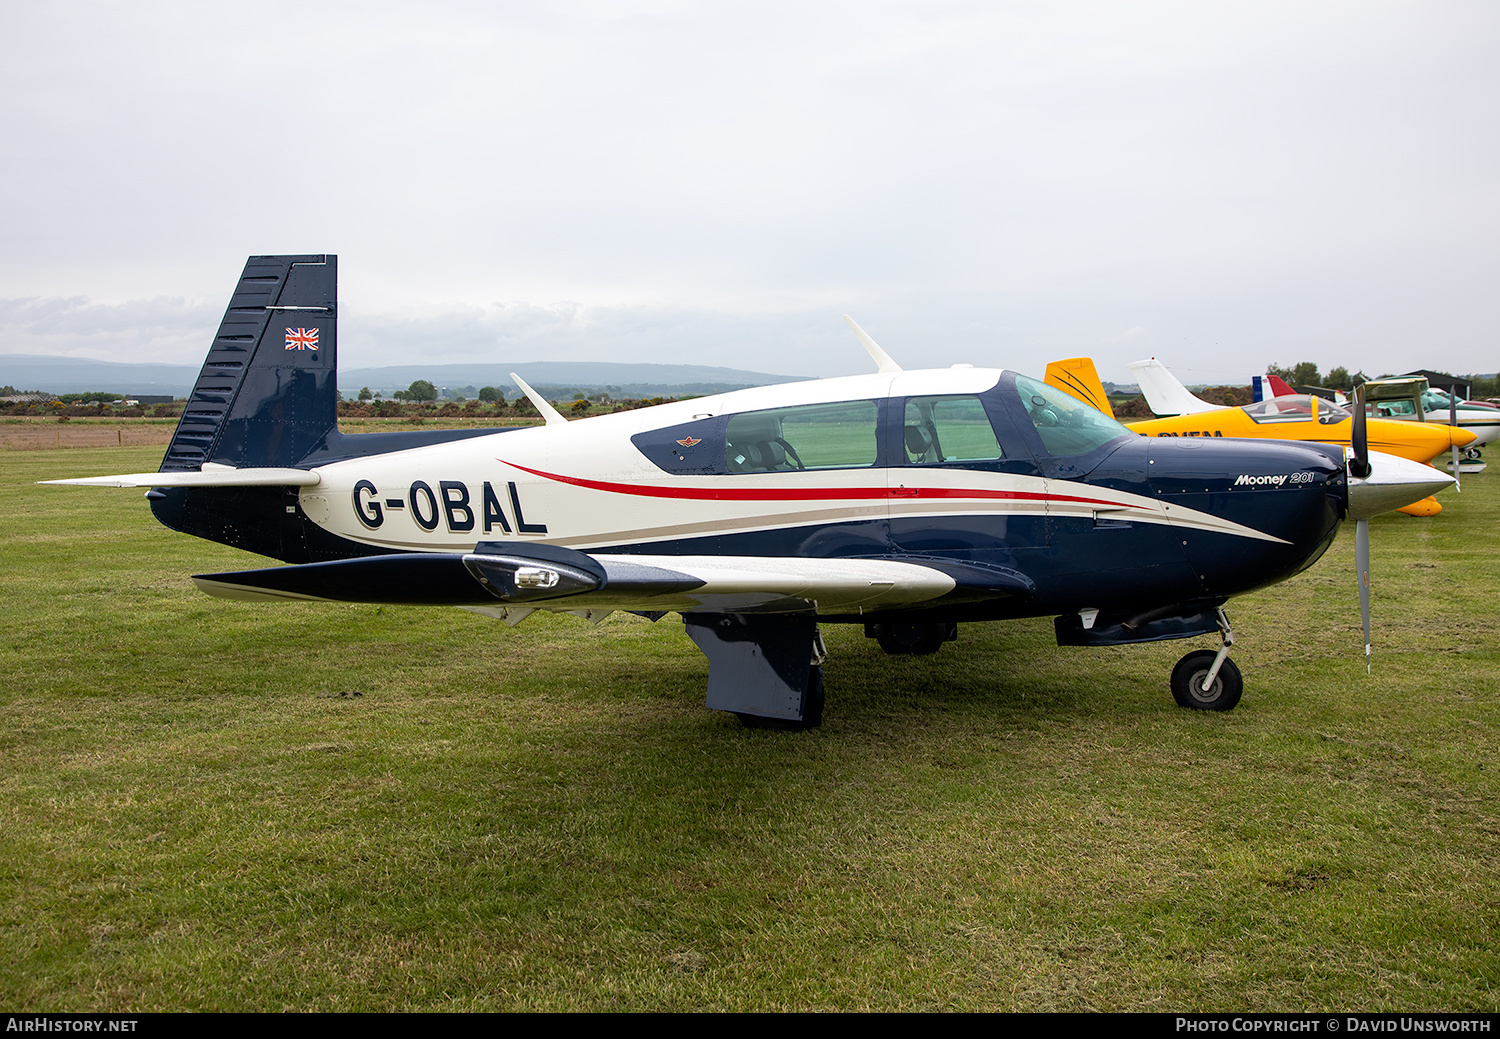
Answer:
[0, 355, 200, 396]
[339, 362, 810, 397]
[0, 355, 809, 399]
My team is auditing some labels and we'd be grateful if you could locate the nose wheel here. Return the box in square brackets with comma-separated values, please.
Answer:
[1170, 607, 1243, 711]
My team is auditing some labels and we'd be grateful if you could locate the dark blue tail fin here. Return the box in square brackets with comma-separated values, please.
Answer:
[161, 254, 337, 472]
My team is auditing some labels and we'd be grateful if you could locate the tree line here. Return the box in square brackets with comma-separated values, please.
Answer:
[1264, 363, 1498, 397]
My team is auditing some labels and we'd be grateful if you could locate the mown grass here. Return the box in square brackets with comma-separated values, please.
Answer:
[1, 447, 1496, 1011]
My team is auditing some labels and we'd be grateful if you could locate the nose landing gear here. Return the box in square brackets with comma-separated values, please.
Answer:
[1170, 607, 1243, 711]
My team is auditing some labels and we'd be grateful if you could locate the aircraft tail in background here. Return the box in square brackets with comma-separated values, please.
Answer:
[1127, 357, 1219, 417]
[1251, 373, 1298, 402]
[1044, 357, 1116, 418]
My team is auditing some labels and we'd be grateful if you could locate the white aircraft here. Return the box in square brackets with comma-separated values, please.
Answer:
[46, 255, 1449, 726]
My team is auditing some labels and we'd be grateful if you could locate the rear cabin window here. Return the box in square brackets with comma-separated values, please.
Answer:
[725, 400, 878, 472]
[902, 396, 1005, 463]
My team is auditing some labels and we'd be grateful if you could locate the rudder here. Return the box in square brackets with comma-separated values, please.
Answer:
[1045, 357, 1116, 418]
[161, 254, 338, 472]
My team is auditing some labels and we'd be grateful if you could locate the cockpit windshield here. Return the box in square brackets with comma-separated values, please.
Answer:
[1011, 374, 1132, 456]
[1241, 395, 1349, 426]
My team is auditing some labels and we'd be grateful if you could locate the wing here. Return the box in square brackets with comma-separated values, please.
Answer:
[190, 542, 1034, 618]
[189, 543, 1039, 725]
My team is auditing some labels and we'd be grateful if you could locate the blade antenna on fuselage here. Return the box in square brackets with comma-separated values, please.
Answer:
[509, 372, 568, 427]
[842, 316, 903, 373]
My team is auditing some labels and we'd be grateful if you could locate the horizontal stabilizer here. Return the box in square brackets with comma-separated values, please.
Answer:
[43, 467, 321, 488]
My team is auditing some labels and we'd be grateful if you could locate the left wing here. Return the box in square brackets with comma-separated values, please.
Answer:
[191, 542, 1035, 617]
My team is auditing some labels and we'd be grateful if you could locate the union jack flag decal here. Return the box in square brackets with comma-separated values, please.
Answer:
[285, 327, 319, 351]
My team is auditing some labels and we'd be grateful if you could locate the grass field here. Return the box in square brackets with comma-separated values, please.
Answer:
[2, 445, 1497, 1011]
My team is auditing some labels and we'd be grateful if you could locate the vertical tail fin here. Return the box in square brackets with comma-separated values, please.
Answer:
[1253, 372, 1298, 401]
[161, 254, 337, 472]
[1044, 357, 1116, 418]
[1266, 373, 1296, 398]
[1126, 357, 1219, 417]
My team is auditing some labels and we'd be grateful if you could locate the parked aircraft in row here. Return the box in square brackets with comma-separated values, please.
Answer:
[1092, 358, 1474, 515]
[1358, 376, 1499, 459]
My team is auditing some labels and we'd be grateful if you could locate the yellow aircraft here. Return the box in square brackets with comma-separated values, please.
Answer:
[1043, 358, 1475, 517]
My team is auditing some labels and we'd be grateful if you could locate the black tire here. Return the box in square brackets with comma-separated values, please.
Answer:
[1170, 650, 1243, 711]
[873, 622, 950, 656]
[801, 664, 825, 727]
[735, 665, 824, 730]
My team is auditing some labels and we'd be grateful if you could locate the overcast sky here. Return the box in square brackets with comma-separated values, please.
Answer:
[2, 1, 1496, 384]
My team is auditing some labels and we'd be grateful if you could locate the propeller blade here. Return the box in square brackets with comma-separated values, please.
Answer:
[1451, 392, 1462, 491]
[1349, 384, 1372, 479]
[1356, 516, 1371, 674]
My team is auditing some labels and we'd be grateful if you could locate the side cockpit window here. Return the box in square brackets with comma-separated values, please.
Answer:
[1241, 395, 1349, 425]
[631, 400, 880, 475]
[1242, 396, 1317, 423]
[726, 400, 878, 473]
[902, 396, 1005, 464]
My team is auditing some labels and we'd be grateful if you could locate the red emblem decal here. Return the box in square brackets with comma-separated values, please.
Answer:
[676, 437, 702, 447]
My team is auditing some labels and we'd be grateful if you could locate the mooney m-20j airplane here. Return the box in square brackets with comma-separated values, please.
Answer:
[47, 255, 1452, 727]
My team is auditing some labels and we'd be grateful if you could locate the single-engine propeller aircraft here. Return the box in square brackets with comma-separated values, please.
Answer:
[46, 255, 1454, 727]
[1359, 376, 1499, 460]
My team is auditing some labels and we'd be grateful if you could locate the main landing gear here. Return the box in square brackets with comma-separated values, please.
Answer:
[684, 613, 828, 730]
[865, 620, 958, 656]
[1170, 607, 1242, 711]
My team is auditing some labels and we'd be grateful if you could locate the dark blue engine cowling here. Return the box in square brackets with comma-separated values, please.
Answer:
[1145, 437, 1345, 597]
